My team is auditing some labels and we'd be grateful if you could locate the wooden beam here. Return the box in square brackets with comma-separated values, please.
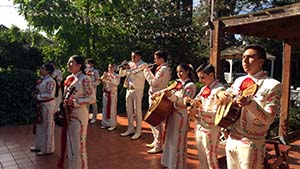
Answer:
[222, 14, 300, 29]
[223, 16, 300, 42]
[220, 3, 300, 28]
[279, 42, 292, 143]
[210, 20, 222, 79]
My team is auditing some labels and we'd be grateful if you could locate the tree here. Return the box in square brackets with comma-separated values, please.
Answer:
[0, 25, 44, 70]
[13, 0, 204, 73]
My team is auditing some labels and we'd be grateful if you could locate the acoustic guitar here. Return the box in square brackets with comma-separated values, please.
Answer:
[215, 83, 258, 128]
[144, 81, 179, 126]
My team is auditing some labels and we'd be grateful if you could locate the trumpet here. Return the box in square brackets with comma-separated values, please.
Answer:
[128, 63, 156, 74]
[116, 60, 130, 71]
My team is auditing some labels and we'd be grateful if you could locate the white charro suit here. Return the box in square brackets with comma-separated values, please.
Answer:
[194, 79, 224, 169]
[119, 60, 146, 137]
[35, 74, 56, 154]
[225, 71, 282, 169]
[161, 79, 197, 169]
[86, 67, 100, 121]
[101, 72, 120, 128]
[63, 72, 96, 169]
[143, 63, 171, 149]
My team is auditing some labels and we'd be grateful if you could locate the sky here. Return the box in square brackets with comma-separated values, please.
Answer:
[0, 0, 200, 30]
[0, 0, 28, 30]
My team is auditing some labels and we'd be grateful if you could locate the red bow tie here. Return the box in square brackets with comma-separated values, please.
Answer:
[240, 77, 255, 91]
[175, 81, 183, 90]
[64, 76, 75, 87]
[36, 79, 42, 85]
[200, 86, 211, 98]
[86, 70, 92, 76]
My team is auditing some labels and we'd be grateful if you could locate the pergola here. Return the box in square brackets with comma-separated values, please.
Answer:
[210, 3, 300, 143]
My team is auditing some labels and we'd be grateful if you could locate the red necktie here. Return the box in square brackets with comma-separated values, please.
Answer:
[240, 77, 255, 91]
[200, 86, 211, 98]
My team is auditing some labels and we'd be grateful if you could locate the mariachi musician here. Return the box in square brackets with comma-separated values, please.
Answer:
[57, 55, 96, 169]
[30, 63, 56, 155]
[85, 58, 100, 124]
[186, 63, 224, 169]
[141, 50, 171, 154]
[160, 64, 197, 169]
[217, 45, 282, 169]
[119, 50, 146, 140]
[49, 61, 63, 113]
[99, 64, 120, 131]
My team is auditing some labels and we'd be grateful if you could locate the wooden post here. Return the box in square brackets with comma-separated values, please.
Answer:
[279, 42, 292, 144]
[210, 20, 222, 80]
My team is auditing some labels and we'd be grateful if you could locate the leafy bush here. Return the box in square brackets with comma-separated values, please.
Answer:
[267, 106, 300, 139]
[287, 106, 300, 131]
[0, 68, 37, 126]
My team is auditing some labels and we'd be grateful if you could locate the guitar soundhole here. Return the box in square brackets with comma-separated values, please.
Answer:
[228, 105, 240, 122]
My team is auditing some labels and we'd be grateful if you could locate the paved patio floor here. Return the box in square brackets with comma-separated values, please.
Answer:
[0, 114, 299, 169]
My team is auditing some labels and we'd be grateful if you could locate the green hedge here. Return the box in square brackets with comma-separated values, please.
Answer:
[0, 68, 37, 126]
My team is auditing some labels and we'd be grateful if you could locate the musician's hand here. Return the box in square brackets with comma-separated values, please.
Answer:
[164, 90, 172, 97]
[140, 63, 148, 70]
[123, 64, 130, 69]
[151, 92, 161, 100]
[236, 96, 251, 107]
[64, 99, 74, 107]
[100, 72, 107, 80]
[216, 91, 231, 104]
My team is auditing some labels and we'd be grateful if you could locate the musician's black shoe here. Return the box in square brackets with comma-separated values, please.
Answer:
[30, 146, 40, 152]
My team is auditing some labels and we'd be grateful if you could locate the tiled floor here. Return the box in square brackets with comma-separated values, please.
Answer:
[0, 114, 299, 169]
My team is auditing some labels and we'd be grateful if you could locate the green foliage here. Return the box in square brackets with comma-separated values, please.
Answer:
[0, 68, 37, 126]
[13, 0, 203, 73]
[287, 106, 300, 131]
[267, 106, 300, 139]
[0, 26, 44, 70]
[195, 81, 204, 91]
